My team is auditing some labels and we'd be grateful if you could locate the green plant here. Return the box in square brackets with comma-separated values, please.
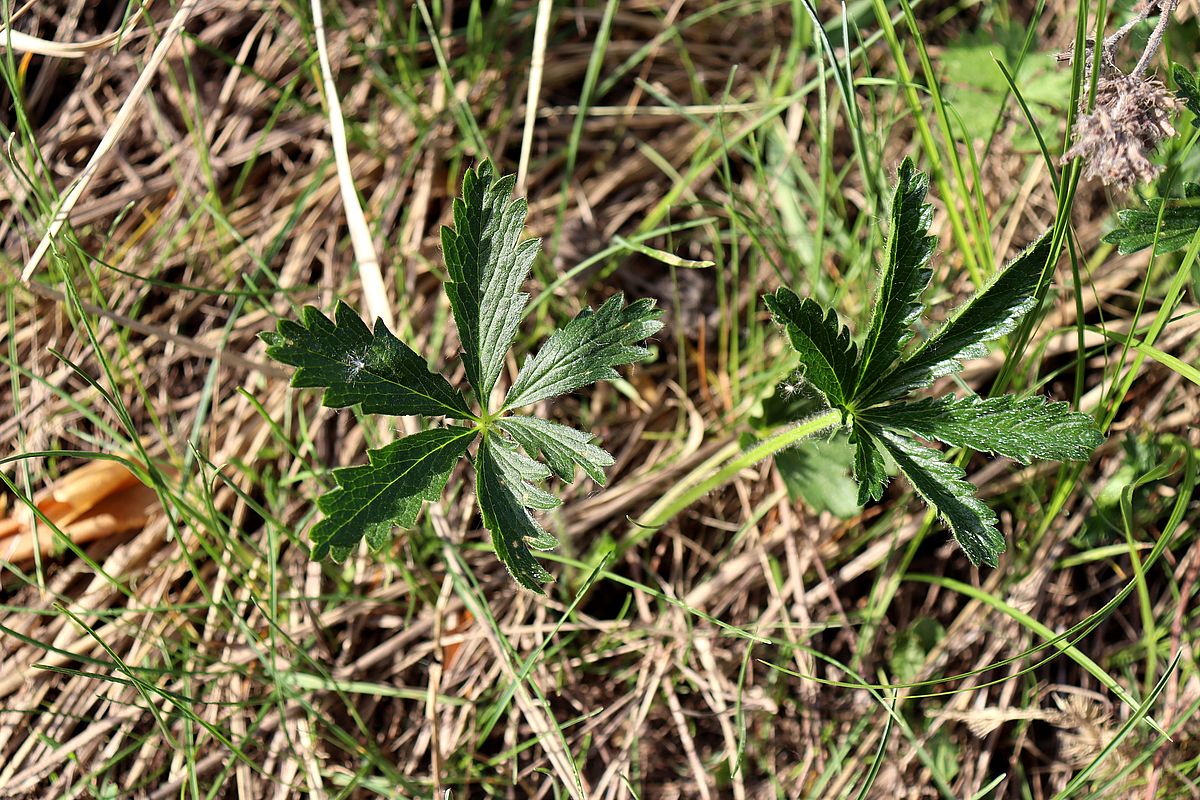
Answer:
[1104, 181, 1200, 255]
[262, 160, 662, 591]
[764, 158, 1104, 566]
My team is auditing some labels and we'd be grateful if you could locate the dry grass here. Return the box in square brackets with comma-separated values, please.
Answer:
[0, 1, 1198, 798]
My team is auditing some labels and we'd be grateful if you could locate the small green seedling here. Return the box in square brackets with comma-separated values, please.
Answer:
[765, 158, 1104, 566]
[263, 161, 662, 591]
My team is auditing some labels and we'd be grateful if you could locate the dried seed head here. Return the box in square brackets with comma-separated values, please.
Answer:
[1063, 69, 1182, 190]
[1052, 694, 1115, 767]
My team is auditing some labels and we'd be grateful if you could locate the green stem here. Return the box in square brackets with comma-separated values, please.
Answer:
[621, 408, 843, 552]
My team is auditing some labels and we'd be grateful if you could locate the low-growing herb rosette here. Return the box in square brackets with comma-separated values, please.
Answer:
[765, 158, 1104, 566]
[263, 160, 662, 591]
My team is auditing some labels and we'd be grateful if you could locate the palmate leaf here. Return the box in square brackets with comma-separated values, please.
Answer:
[763, 159, 1104, 568]
[1102, 183, 1200, 256]
[311, 427, 476, 561]
[268, 160, 660, 592]
[861, 230, 1054, 405]
[854, 157, 936, 391]
[503, 294, 662, 410]
[872, 427, 1004, 567]
[763, 288, 857, 407]
[442, 160, 541, 406]
[261, 301, 473, 419]
[863, 395, 1103, 464]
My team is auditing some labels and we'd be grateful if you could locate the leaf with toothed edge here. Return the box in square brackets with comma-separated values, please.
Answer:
[486, 435, 561, 511]
[442, 161, 541, 406]
[861, 230, 1054, 405]
[266, 160, 664, 591]
[476, 435, 559, 593]
[261, 301, 473, 419]
[764, 288, 857, 407]
[503, 293, 663, 411]
[1103, 183, 1200, 256]
[873, 426, 1004, 567]
[496, 416, 614, 484]
[761, 160, 1104, 568]
[853, 157, 937, 392]
[862, 395, 1104, 464]
[850, 423, 888, 506]
[310, 427, 476, 561]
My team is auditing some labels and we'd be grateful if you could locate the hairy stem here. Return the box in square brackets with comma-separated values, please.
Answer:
[1133, 0, 1177, 78]
[1103, 6, 1153, 52]
[622, 408, 843, 549]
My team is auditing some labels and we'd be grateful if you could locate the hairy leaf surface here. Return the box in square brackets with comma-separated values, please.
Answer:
[764, 288, 857, 406]
[850, 423, 888, 505]
[476, 436, 559, 592]
[864, 395, 1103, 464]
[855, 157, 936, 389]
[267, 161, 660, 591]
[311, 427, 476, 561]
[874, 427, 1004, 567]
[1103, 183, 1200, 256]
[262, 301, 473, 419]
[486, 435, 561, 510]
[496, 416, 614, 484]
[503, 294, 662, 410]
[762, 160, 1104, 568]
[442, 160, 541, 405]
[863, 231, 1054, 404]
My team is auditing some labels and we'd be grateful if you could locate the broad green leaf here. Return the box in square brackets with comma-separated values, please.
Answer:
[1102, 183, 1200, 256]
[503, 293, 662, 410]
[1173, 64, 1200, 120]
[442, 160, 541, 406]
[261, 301, 474, 419]
[854, 157, 936, 390]
[850, 422, 888, 505]
[476, 435, 558, 592]
[863, 395, 1103, 464]
[764, 288, 857, 407]
[311, 426, 476, 561]
[862, 230, 1053, 404]
[496, 416, 614, 484]
[874, 427, 1004, 567]
[773, 437, 861, 518]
